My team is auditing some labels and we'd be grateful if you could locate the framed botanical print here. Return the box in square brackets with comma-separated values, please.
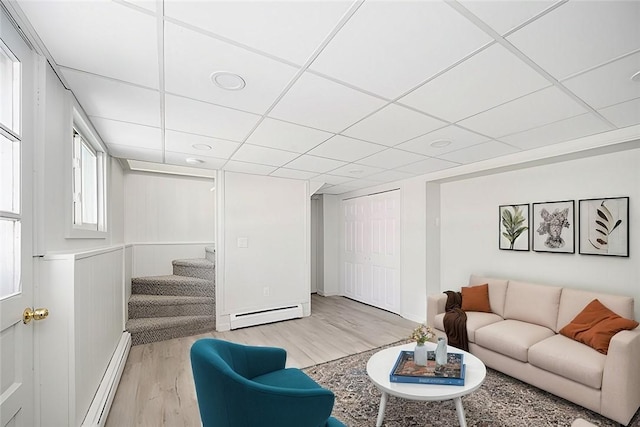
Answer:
[499, 204, 529, 251]
[532, 200, 575, 254]
[579, 197, 629, 257]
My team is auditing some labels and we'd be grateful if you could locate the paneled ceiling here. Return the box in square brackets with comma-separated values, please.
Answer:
[15, 0, 640, 194]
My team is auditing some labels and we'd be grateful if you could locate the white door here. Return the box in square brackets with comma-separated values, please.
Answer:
[1, 8, 38, 427]
[368, 191, 400, 312]
[342, 190, 401, 313]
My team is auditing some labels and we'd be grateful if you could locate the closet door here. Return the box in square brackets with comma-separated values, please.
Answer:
[342, 190, 400, 313]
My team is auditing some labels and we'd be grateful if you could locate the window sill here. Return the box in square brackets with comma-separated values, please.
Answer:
[65, 227, 108, 239]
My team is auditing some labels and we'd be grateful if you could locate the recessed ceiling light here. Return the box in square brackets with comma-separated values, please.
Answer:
[210, 71, 246, 91]
[348, 169, 364, 175]
[186, 158, 205, 165]
[192, 143, 212, 151]
[430, 139, 452, 148]
[631, 71, 640, 83]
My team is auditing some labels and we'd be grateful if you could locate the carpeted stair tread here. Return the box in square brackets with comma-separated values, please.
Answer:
[132, 274, 213, 297]
[128, 294, 214, 318]
[132, 274, 211, 285]
[172, 258, 214, 268]
[126, 315, 213, 332]
[129, 294, 213, 305]
[126, 315, 215, 346]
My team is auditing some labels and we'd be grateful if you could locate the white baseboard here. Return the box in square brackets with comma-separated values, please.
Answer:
[82, 332, 131, 427]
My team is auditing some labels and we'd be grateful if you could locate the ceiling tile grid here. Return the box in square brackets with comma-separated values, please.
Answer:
[15, 0, 640, 194]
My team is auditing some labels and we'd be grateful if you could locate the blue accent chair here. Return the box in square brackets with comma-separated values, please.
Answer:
[190, 338, 346, 427]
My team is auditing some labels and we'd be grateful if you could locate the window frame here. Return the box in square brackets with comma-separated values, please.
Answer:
[66, 108, 107, 239]
[0, 40, 21, 299]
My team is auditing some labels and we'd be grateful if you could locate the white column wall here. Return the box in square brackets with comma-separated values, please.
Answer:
[217, 172, 309, 329]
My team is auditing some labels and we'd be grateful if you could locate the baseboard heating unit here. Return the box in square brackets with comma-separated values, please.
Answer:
[230, 304, 303, 330]
[82, 332, 131, 427]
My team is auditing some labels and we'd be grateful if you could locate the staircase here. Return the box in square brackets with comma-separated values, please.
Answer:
[126, 246, 216, 346]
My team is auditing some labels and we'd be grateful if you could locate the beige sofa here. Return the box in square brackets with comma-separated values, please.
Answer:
[427, 275, 640, 425]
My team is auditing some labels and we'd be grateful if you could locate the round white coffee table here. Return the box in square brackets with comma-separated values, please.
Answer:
[366, 342, 486, 427]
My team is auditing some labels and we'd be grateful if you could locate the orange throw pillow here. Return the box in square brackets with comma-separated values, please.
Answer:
[461, 284, 492, 313]
[560, 299, 639, 354]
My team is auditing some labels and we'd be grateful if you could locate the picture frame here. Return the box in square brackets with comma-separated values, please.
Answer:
[499, 204, 529, 251]
[532, 200, 575, 254]
[578, 197, 629, 257]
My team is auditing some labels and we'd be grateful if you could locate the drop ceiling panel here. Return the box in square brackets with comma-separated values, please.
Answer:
[164, 1, 354, 64]
[269, 72, 386, 133]
[246, 118, 332, 153]
[231, 144, 299, 167]
[165, 130, 240, 159]
[61, 68, 160, 127]
[322, 183, 360, 194]
[223, 160, 277, 175]
[309, 0, 492, 98]
[108, 144, 163, 163]
[500, 113, 612, 150]
[307, 135, 386, 162]
[357, 149, 426, 169]
[329, 163, 384, 179]
[507, 1, 640, 80]
[164, 23, 299, 115]
[397, 157, 458, 175]
[457, 0, 560, 35]
[164, 152, 227, 170]
[599, 98, 640, 129]
[458, 87, 588, 138]
[18, 1, 159, 88]
[399, 44, 550, 123]
[269, 168, 318, 180]
[91, 117, 161, 150]
[312, 174, 354, 186]
[367, 169, 415, 183]
[438, 140, 520, 164]
[397, 125, 489, 156]
[165, 95, 261, 142]
[343, 104, 447, 146]
[284, 154, 347, 174]
[121, 1, 156, 13]
[563, 52, 640, 110]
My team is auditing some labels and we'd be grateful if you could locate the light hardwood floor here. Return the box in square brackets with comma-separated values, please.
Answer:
[105, 294, 418, 427]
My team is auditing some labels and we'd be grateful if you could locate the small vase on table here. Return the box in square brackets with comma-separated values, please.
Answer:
[414, 342, 428, 366]
[435, 337, 447, 374]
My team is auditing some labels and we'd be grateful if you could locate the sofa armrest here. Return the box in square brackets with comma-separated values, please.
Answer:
[427, 293, 447, 328]
[600, 327, 640, 425]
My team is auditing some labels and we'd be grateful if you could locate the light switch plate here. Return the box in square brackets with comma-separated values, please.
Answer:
[237, 237, 248, 248]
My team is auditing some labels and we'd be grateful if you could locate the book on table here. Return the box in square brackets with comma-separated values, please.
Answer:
[390, 350, 466, 385]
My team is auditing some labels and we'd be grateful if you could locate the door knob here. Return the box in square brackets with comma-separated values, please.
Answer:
[23, 307, 49, 324]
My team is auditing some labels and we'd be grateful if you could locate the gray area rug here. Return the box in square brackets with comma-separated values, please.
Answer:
[304, 342, 640, 427]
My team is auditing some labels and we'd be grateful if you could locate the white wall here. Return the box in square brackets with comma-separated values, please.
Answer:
[321, 194, 340, 296]
[123, 171, 215, 243]
[440, 147, 640, 319]
[217, 172, 309, 329]
[36, 64, 124, 253]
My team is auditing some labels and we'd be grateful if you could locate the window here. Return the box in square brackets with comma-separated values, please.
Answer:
[72, 125, 106, 233]
[0, 41, 21, 299]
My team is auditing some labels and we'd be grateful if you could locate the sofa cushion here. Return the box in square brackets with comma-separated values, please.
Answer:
[461, 284, 491, 312]
[434, 313, 445, 332]
[465, 312, 503, 343]
[503, 280, 561, 331]
[559, 299, 639, 354]
[529, 334, 606, 389]
[557, 288, 635, 332]
[469, 275, 508, 317]
[474, 319, 555, 362]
